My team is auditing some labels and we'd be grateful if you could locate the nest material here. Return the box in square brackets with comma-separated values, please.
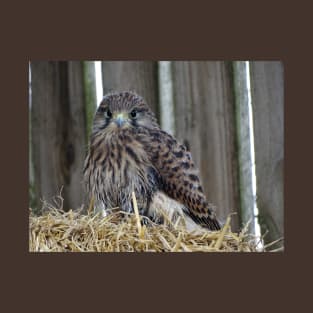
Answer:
[29, 193, 266, 252]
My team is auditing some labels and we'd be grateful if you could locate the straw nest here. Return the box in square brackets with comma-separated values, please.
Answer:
[29, 193, 269, 252]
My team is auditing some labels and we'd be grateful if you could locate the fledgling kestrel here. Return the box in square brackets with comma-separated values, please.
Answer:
[83, 91, 221, 231]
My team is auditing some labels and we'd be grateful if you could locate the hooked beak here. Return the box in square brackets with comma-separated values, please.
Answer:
[114, 113, 127, 127]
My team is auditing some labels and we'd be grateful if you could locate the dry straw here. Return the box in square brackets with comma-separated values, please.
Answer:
[29, 193, 278, 252]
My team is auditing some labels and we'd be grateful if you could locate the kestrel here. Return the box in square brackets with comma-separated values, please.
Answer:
[83, 91, 221, 231]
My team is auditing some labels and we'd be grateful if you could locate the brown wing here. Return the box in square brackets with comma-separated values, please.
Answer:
[142, 128, 221, 231]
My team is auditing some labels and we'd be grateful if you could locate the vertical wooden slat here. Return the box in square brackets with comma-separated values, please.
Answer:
[31, 61, 62, 210]
[158, 61, 175, 135]
[101, 61, 159, 118]
[66, 61, 88, 210]
[31, 61, 87, 212]
[83, 61, 97, 139]
[250, 61, 284, 246]
[233, 61, 255, 234]
[171, 61, 240, 230]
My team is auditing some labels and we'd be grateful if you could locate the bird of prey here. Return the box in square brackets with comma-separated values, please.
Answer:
[83, 91, 221, 231]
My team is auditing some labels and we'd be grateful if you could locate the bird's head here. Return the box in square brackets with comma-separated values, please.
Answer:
[92, 91, 158, 134]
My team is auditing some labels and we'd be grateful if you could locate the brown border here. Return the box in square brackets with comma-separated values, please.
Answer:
[2, 0, 309, 311]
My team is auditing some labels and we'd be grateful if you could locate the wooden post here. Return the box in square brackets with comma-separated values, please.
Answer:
[83, 61, 97, 139]
[233, 61, 255, 234]
[250, 61, 284, 247]
[30, 61, 87, 212]
[171, 61, 240, 231]
[158, 61, 175, 135]
[66, 61, 88, 210]
[101, 61, 159, 119]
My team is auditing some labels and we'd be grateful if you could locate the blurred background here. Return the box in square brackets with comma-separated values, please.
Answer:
[29, 61, 284, 248]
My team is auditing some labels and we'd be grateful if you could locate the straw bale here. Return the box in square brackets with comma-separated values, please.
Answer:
[29, 205, 268, 252]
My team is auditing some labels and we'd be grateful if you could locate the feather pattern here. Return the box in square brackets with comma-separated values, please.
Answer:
[83, 91, 220, 231]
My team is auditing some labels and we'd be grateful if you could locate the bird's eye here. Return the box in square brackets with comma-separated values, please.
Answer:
[105, 109, 112, 119]
[130, 109, 137, 119]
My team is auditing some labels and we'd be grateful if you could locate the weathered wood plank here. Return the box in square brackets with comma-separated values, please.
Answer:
[250, 61, 284, 246]
[83, 61, 97, 140]
[66, 61, 89, 210]
[233, 61, 255, 234]
[158, 61, 175, 135]
[31, 61, 87, 211]
[101, 61, 159, 119]
[171, 61, 240, 230]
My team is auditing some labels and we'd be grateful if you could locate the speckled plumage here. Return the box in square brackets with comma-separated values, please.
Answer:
[83, 91, 221, 230]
